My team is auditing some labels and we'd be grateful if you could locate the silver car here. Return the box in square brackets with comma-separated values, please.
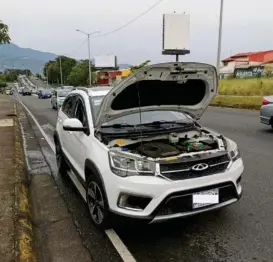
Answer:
[51, 89, 71, 109]
[260, 95, 273, 129]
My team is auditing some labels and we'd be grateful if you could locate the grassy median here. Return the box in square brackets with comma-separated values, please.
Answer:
[219, 78, 273, 96]
[210, 95, 263, 110]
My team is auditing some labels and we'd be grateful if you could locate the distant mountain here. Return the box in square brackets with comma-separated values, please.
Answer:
[0, 43, 132, 73]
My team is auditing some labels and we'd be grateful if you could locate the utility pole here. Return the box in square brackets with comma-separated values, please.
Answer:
[76, 29, 100, 87]
[87, 34, 92, 88]
[59, 56, 63, 86]
[216, 0, 224, 74]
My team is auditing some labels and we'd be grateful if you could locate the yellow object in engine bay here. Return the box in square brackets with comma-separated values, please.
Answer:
[115, 139, 126, 146]
[163, 156, 178, 161]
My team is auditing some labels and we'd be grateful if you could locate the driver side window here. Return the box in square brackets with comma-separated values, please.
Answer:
[74, 99, 88, 127]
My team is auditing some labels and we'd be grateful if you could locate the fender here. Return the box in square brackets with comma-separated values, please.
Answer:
[84, 159, 109, 203]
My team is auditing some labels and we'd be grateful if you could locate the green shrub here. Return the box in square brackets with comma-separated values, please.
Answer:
[218, 78, 273, 96]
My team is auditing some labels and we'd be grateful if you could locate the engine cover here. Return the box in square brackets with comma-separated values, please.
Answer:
[136, 142, 180, 158]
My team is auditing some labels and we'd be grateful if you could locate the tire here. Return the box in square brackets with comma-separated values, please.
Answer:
[55, 139, 69, 175]
[86, 175, 111, 230]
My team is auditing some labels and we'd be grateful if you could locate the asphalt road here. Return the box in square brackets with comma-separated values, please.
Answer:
[17, 93, 273, 262]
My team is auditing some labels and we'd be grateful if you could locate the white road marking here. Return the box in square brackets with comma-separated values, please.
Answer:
[105, 229, 137, 262]
[15, 97, 137, 262]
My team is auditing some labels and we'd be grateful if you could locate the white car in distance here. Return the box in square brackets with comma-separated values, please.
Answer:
[54, 62, 244, 229]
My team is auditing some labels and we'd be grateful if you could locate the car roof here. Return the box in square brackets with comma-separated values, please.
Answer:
[87, 86, 112, 97]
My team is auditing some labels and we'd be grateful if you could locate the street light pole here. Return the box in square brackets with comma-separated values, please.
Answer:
[87, 34, 92, 88]
[216, 0, 224, 75]
[76, 29, 100, 87]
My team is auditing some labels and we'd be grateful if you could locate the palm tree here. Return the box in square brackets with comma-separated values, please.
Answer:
[0, 20, 11, 44]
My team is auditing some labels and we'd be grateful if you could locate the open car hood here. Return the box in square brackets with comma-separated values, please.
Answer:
[95, 62, 218, 127]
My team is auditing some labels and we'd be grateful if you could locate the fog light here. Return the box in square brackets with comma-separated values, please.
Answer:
[118, 193, 152, 211]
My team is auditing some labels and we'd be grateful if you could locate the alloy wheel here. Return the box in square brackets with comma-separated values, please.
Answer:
[87, 182, 105, 224]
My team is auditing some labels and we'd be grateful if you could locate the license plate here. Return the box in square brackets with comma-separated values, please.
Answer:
[192, 188, 219, 209]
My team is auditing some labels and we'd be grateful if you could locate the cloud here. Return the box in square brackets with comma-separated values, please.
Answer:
[2, 0, 273, 65]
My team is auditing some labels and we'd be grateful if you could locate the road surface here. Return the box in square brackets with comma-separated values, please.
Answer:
[17, 93, 273, 262]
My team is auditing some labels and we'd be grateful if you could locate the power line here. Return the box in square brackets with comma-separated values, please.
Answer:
[61, 38, 87, 57]
[97, 0, 167, 37]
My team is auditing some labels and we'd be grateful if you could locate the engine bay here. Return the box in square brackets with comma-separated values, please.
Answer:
[107, 130, 225, 159]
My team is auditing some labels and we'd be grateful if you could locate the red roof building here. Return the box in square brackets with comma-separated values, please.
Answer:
[222, 50, 273, 64]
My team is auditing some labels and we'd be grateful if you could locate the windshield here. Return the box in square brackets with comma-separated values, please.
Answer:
[58, 90, 70, 97]
[43, 90, 51, 94]
[90, 96, 192, 126]
[90, 96, 105, 118]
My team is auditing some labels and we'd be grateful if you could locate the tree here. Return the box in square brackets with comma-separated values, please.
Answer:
[131, 60, 151, 73]
[43, 60, 59, 84]
[67, 60, 97, 86]
[56, 56, 77, 84]
[43, 56, 77, 85]
[0, 20, 11, 44]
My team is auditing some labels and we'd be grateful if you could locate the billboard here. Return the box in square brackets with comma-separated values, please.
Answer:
[94, 55, 117, 69]
[162, 13, 190, 55]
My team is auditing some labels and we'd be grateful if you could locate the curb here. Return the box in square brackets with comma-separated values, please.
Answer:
[13, 102, 37, 262]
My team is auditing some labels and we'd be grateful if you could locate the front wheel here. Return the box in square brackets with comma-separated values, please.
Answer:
[55, 140, 68, 175]
[86, 176, 111, 230]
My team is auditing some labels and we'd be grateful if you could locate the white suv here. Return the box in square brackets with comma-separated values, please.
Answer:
[54, 62, 244, 229]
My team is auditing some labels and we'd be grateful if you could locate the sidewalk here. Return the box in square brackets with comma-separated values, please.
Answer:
[0, 95, 16, 261]
[0, 95, 94, 262]
[0, 95, 36, 262]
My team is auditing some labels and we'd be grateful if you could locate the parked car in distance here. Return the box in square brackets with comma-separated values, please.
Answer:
[51, 89, 71, 109]
[38, 89, 52, 99]
[22, 88, 32, 96]
[54, 62, 244, 229]
[5, 88, 13, 95]
[260, 96, 273, 128]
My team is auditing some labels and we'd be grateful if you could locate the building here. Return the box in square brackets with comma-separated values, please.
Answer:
[220, 50, 273, 79]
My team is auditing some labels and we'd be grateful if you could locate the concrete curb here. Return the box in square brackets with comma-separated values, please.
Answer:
[13, 102, 37, 262]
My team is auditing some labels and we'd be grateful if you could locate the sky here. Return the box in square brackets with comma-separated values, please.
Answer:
[2, 0, 273, 66]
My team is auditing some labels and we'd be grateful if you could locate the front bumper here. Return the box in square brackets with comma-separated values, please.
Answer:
[106, 158, 244, 223]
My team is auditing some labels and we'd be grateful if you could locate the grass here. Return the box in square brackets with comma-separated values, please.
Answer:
[219, 78, 273, 96]
[210, 95, 263, 110]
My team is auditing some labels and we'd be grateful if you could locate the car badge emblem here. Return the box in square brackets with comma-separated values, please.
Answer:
[191, 163, 209, 171]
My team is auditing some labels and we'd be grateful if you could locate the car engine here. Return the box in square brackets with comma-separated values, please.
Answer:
[107, 130, 225, 159]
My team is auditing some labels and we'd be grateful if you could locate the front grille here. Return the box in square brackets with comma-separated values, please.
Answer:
[154, 182, 237, 216]
[160, 152, 230, 181]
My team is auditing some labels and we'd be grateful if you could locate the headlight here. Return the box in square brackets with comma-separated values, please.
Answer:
[109, 151, 156, 177]
[226, 139, 241, 161]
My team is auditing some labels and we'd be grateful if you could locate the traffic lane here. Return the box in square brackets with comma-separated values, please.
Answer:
[17, 95, 124, 262]
[29, 76, 52, 89]
[115, 107, 273, 262]
[18, 94, 57, 139]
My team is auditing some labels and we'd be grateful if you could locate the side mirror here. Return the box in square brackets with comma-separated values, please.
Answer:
[63, 118, 87, 132]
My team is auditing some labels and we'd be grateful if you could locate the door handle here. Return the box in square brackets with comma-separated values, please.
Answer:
[68, 131, 73, 134]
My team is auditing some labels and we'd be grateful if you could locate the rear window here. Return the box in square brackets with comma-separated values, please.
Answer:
[58, 90, 70, 97]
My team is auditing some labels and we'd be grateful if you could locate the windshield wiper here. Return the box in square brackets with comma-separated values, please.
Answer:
[101, 123, 136, 128]
[136, 120, 193, 127]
